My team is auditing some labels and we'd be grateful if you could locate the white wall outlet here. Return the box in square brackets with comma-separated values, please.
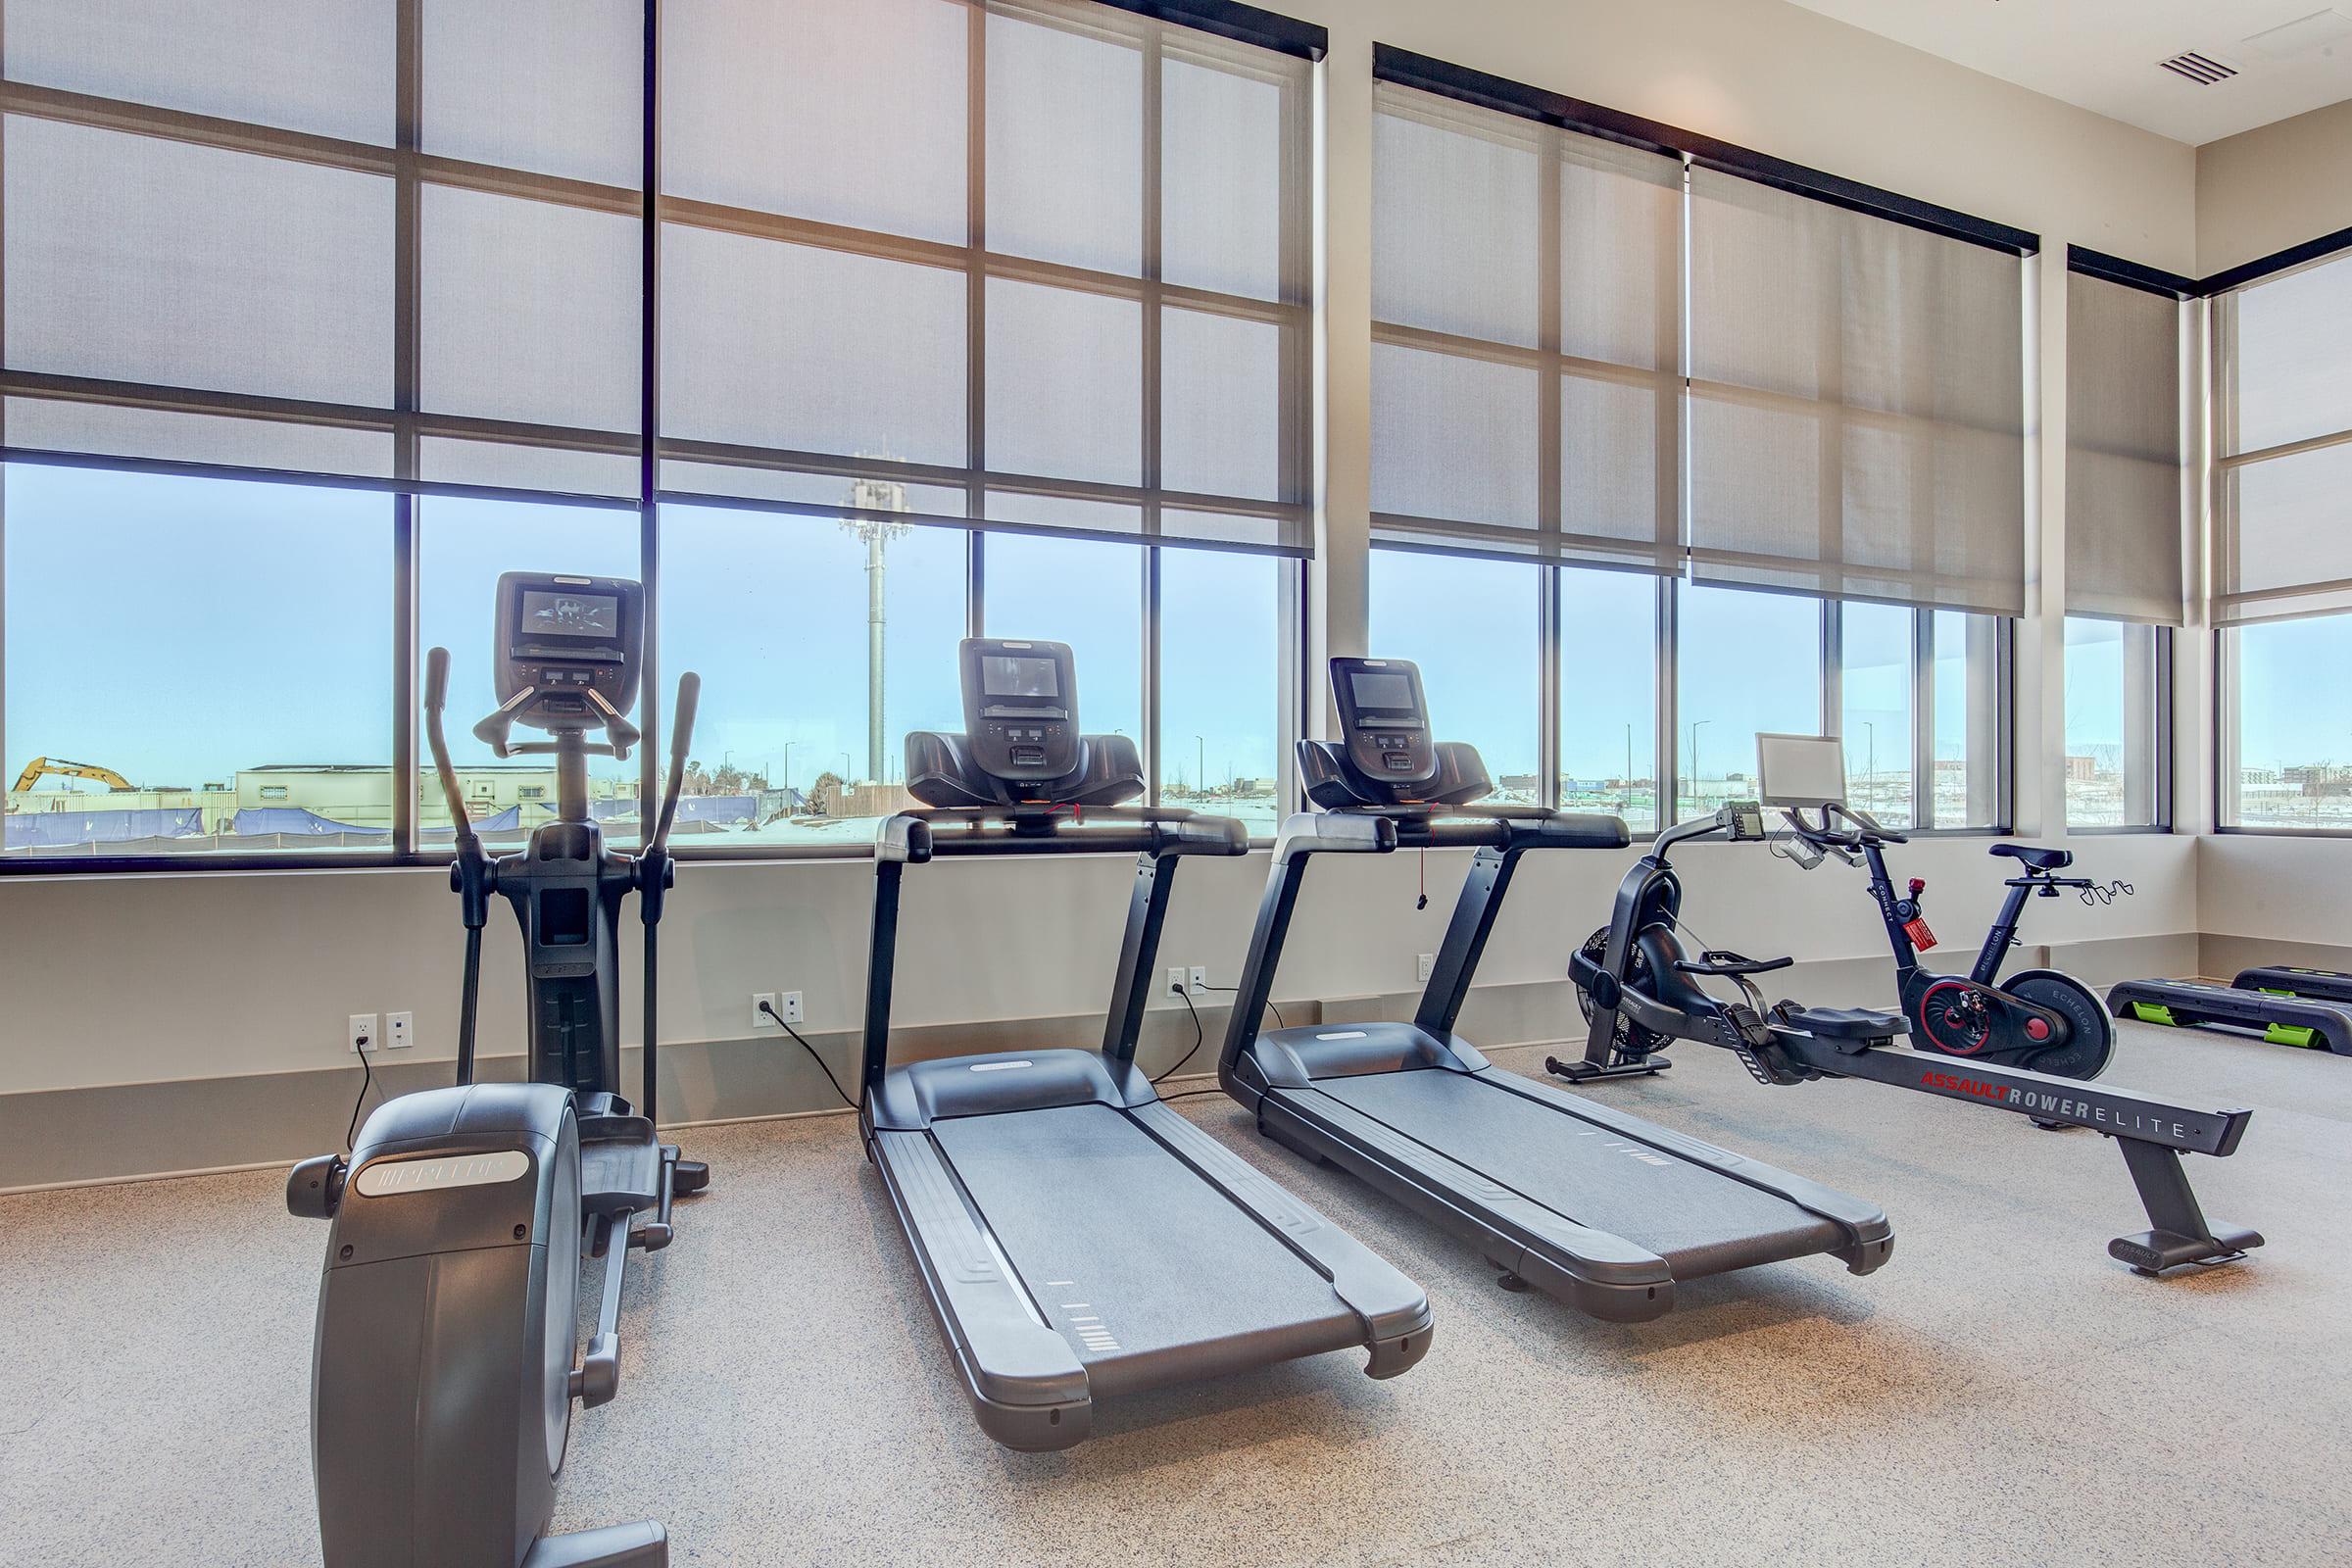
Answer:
[349, 1012, 379, 1054]
[1189, 965, 1209, 995]
[1167, 966, 1189, 999]
[384, 1011, 414, 1050]
[752, 992, 780, 1030]
[1417, 953, 1436, 984]
[778, 991, 805, 1025]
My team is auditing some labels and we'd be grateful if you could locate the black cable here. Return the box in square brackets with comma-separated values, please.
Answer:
[1198, 983, 1283, 1031]
[1156, 1087, 1226, 1104]
[1152, 986, 1207, 1085]
[760, 1000, 858, 1109]
[345, 1040, 375, 1152]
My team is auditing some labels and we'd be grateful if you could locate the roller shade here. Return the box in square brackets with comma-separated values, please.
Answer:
[0, 0, 646, 498]
[655, 0, 1314, 556]
[0, 0, 1315, 550]
[1686, 168, 2028, 615]
[1368, 79, 1679, 571]
[2214, 246, 2352, 624]
[2064, 268, 2186, 625]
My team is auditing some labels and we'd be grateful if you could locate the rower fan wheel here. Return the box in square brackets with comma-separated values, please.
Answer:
[1576, 927, 1675, 1062]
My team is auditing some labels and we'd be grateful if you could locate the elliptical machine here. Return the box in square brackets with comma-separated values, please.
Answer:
[285, 572, 704, 1568]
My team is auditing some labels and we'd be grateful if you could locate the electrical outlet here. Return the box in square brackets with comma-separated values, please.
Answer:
[752, 992, 779, 1030]
[349, 1012, 379, 1054]
[778, 991, 804, 1025]
[1189, 965, 1209, 996]
[385, 1011, 414, 1051]
[1167, 966, 1189, 999]
[1417, 953, 1436, 984]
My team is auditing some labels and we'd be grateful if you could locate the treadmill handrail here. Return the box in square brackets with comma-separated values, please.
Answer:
[901, 805, 1248, 858]
[875, 813, 933, 864]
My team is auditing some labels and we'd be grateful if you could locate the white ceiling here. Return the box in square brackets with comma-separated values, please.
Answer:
[1785, 1, 2352, 144]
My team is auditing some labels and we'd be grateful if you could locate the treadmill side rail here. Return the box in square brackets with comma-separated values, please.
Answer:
[869, 1128, 1092, 1450]
[1129, 1101, 1435, 1372]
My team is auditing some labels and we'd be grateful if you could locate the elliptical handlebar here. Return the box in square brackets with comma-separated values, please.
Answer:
[422, 646, 480, 858]
[648, 671, 699, 860]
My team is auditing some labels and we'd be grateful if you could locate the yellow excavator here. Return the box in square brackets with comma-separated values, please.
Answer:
[11, 757, 134, 794]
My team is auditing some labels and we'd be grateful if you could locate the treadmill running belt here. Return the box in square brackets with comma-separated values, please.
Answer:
[1305, 1069, 1848, 1278]
[930, 1103, 1360, 1394]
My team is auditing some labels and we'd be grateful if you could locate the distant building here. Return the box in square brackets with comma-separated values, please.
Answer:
[2063, 755, 2097, 783]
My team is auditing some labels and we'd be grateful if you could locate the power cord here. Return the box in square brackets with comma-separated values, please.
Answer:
[1198, 983, 1284, 1031]
[345, 1035, 375, 1152]
[1152, 985, 1207, 1085]
[760, 999, 858, 1109]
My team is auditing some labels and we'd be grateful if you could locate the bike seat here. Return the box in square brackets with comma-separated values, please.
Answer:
[1989, 842, 2072, 871]
[1778, 1005, 1906, 1042]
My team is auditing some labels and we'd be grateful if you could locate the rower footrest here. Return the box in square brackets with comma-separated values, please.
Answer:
[1779, 1004, 1906, 1042]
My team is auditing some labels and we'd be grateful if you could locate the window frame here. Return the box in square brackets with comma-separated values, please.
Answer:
[0, 1, 1319, 874]
[2212, 615, 2352, 838]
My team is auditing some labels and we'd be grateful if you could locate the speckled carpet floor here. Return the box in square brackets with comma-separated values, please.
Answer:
[4, 1019, 2346, 1567]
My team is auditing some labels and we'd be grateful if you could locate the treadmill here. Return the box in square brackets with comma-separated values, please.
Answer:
[860, 638, 1433, 1451]
[1216, 658, 1893, 1322]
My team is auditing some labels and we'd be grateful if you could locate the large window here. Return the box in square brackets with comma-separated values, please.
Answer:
[2222, 614, 2352, 830]
[2215, 245, 2352, 829]
[4, 466, 392, 856]
[2063, 616, 2164, 829]
[1367, 551, 1540, 803]
[1370, 551, 2004, 832]
[1678, 584, 1820, 818]
[1364, 61, 2021, 838]
[0, 1, 1316, 864]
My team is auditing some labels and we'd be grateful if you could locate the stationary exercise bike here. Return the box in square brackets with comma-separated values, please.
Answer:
[285, 572, 702, 1568]
[1765, 733, 2121, 1081]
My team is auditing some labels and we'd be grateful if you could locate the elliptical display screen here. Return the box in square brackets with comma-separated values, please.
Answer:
[518, 589, 620, 639]
[1348, 669, 1417, 712]
[981, 655, 1059, 700]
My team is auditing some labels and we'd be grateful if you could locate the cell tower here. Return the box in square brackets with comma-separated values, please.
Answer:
[846, 471, 913, 784]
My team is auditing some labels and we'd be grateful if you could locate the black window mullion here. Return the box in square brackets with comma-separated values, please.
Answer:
[1910, 608, 1934, 827]
[391, 0, 422, 856]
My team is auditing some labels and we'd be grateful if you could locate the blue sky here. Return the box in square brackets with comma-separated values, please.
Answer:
[2, 466, 1287, 793]
[6, 464, 2334, 794]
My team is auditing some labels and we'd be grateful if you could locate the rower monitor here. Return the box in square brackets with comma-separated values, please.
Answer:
[491, 571, 643, 735]
[1755, 733, 1848, 810]
[961, 638, 1080, 782]
[1331, 658, 1436, 788]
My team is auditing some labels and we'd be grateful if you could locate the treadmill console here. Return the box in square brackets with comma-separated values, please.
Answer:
[1330, 658, 1437, 789]
[959, 639, 1080, 783]
[489, 571, 642, 736]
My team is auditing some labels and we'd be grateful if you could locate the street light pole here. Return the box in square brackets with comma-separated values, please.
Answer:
[1863, 720, 1876, 810]
[1197, 735, 1206, 800]
[1690, 719, 1711, 812]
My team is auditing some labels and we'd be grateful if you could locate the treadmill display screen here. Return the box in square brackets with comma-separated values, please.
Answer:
[981, 655, 1059, 700]
[1348, 670, 1416, 712]
[519, 589, 619, 639]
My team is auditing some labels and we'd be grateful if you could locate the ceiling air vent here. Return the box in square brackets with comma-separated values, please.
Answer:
[2157, 51, 2240, 84]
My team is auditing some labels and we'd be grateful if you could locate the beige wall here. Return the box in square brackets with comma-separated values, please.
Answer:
[0, 0, 2238, 1182]
[2197, 98, 2352, 276]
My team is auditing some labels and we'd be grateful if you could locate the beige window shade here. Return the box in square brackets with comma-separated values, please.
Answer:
[2065, 270, 2185, 625]
[2214, 248, 2352, 624]
[1369, 80, 1680, 571]
[1687, 168, 2027, 615]
[0, 0, 642, 497]
[656, 0, 1312, 556]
